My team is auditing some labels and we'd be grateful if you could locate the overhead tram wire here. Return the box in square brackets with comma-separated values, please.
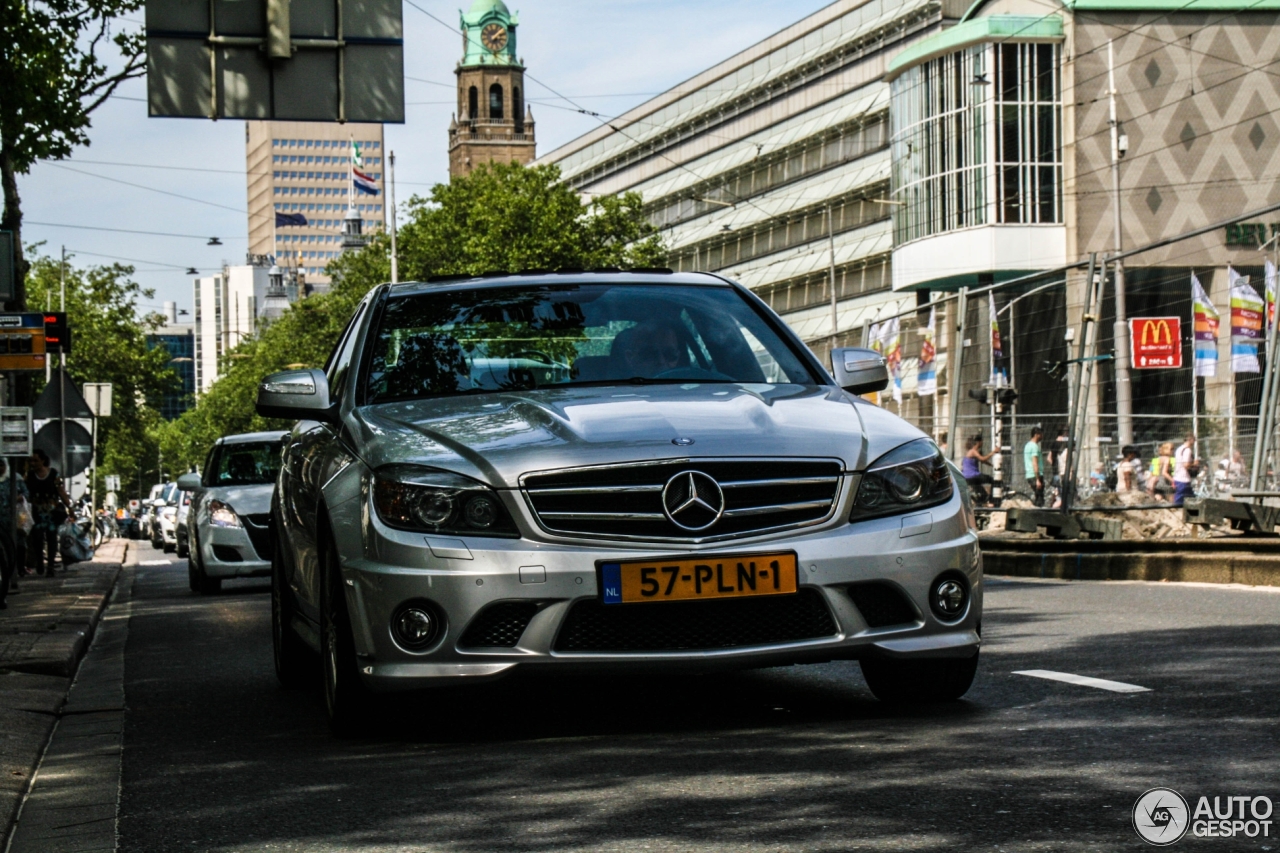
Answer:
[64, 248, 216, 270]
[48, 164, 247, 214]
[25, 221, 244, 240]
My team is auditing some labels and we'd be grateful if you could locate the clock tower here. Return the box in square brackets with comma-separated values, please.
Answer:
[448, 0, 536, 179]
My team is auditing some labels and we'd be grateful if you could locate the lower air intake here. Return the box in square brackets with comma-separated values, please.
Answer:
[847, 582, 918, 628]
[553, 588, 837, 653]
[458, 601, 542, 648]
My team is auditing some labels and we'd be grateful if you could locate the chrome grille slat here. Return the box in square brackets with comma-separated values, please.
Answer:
[521, 458, 843, 543]
[722, 499, 833, 518]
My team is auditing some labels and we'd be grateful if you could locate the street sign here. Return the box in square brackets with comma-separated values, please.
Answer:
[32, 369, 94, 419]
[84, 383, 113, 417]
[0, 407, 32, 456]
[0, 313, 47, 371]
[145, 0, 405, 123]
[105, 474, 120, 492]
[34, 420, 93, 476]
[43, 312, 70, 353]
[1130, 317, 1183, 369]
[0, 232, 13, 302]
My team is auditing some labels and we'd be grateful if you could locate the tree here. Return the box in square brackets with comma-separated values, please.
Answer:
[24, 251, 178, 498]
[160, 162, 666, 471]
[0, 0, 145, 308]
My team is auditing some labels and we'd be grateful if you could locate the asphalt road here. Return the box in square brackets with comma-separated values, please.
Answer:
[116, 542, 1279, 852]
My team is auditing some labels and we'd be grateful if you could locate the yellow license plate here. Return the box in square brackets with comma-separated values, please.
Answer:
[599, 553, 798, 604]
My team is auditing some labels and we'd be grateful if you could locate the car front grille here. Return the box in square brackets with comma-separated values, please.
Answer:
[240, 513, 272, 561]
[552, 588, 838, 653]
[522, 459, 843, 542]
[458, 601, 542, 648]
[846, 582, 919, 628]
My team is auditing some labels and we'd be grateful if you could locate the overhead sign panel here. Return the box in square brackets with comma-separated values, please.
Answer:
[145, 0, 405, 123]
[1131, 316, 1183, 369]
[0, 314, 47, 371]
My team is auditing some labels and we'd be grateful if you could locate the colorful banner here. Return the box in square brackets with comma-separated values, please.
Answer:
[1229, 266, 1263, 373]
[880, 316, 903, 404]
[989, 296, 1008, 387]
[917, 305, 937, 397]
[1192, 273, 1219, 378]
[1266, 259, 1277, 333]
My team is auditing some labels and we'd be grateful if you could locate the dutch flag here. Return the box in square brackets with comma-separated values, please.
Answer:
[353, 168, 378, 196]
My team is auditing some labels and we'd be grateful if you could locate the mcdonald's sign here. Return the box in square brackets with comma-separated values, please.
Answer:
[1130, 316, 1182, 369]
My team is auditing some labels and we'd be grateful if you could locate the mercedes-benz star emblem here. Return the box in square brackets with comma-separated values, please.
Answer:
[661, 470, 725, 531]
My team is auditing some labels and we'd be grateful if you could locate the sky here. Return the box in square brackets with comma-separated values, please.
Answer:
[19, 0, 833, 317]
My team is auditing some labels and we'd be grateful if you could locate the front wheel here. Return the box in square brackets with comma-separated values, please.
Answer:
[860, 652, 979, 703]
[320, 541, 370, 737]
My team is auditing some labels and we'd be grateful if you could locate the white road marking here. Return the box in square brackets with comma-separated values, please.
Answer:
[139, 559, 171, 566]
[1013, 669, 1151, 693]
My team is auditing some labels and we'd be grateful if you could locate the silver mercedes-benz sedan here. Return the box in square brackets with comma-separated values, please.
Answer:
[256, 272, 982, 734]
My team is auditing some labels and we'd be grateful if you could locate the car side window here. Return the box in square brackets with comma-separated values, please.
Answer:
[327, 303, 368, 404]
[201, 446, 219, 488]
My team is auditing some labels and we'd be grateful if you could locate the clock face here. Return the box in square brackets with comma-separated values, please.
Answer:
[480, 23, 507, 53]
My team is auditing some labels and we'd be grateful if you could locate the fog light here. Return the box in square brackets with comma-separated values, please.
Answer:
[390, 601, 442, 651]
[930, 573, 969, 621]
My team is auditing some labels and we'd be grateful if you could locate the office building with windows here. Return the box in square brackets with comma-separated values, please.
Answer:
[246, 120, 385, 284]
[542, 0, 1280, 445]
[193, 264, 270, 393]
[146, 307, 196, 420]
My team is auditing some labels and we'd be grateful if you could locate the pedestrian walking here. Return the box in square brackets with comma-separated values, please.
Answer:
[1024, 427, 1045, 507]
[962, 434, 996, 504]
[1116, 446, 1141, 493]
[25, 450, 71, 576]
[1148, 442, 1175, 501]
[1173, 433, 1198, 507]
[0, 459, 30, 608]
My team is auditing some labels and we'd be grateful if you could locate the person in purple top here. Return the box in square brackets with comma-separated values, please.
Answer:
[961, 434, 996, 505]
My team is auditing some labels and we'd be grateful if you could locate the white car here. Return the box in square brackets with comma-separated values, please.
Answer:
[151, 482, 180, 552]
[177, 431, 286, 594]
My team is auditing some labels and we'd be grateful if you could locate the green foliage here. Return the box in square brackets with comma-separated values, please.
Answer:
[0, 0, 147, 303]
[160, 162, 666, 472]
[24, 251, 177, 497]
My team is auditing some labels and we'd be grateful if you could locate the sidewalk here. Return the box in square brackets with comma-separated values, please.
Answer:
[0, 538, 128, 846]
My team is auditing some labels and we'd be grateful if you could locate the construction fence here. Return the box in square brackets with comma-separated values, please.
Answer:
[822, 252, 1280, 503]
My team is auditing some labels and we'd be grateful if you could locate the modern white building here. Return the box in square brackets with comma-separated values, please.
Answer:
[193, 264, 270, 393]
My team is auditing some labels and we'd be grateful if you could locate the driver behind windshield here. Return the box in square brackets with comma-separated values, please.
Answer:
[614, 319, 688, 379]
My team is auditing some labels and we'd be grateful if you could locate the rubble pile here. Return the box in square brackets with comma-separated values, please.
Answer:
[1074, 491, 1196, 539]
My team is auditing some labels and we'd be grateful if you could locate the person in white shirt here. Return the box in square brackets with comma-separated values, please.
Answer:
[1116, 446, 1140, 493]
[1173, 434, 1197, 506]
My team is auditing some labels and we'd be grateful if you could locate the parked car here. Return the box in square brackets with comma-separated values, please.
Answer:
[151, 482, 181, 552]
[175, 488, 193, 558]
[256, 272, 983, 734]
[138, 483, 166, 542]
[176, 432, 287, 594]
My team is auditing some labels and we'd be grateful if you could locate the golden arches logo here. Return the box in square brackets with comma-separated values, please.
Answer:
[1139, 319, 1173, 347]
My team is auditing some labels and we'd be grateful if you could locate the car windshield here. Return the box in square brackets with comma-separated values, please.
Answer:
[364, 283, 816, 403]
[210, 443, 282, 486]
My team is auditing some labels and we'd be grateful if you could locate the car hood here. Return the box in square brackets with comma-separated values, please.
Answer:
[206, 484, 274, 517]
[350, 383, 926, 488]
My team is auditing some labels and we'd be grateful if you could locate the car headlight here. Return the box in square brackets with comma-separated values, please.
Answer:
[850, 438, 954, 522]
[208, 500, 241, 528]
[373, 466, 518, 537]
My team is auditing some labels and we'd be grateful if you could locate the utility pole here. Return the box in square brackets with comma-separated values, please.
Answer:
[1108, 40, 1134, 447]
[827, 204, 838, 347]
[389, 151, 399, 284]
[59, 248, 67, 492]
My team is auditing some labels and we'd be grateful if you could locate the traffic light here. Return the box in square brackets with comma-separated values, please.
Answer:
[43, 312, 70, 353]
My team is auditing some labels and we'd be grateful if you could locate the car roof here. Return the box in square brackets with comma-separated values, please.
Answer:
[217, 430, 289, 446]
[387, 270, 736, 297]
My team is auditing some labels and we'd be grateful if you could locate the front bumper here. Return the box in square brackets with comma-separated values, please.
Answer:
[339, 489, 982, 692]
[199, 522, 271, 579]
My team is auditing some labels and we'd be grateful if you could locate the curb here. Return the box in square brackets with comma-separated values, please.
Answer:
[983, 549, 1280, 586]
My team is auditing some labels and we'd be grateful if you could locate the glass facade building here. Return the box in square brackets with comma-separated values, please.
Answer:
[891, 39, 1062, 247]
[147, 327, 195, 421]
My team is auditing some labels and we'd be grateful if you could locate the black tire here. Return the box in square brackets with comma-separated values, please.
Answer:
[163, 542, 176, 554]
[320, 539, 370, 737]
[272, 530, 311, 689]
[190, 532, 221, 595]
[187, 531, 200, 593]
[177, 534, 188, 559]
[860, 652, 979, 703]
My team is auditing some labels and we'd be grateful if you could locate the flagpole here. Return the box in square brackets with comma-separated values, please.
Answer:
[389, 150, 399, 284]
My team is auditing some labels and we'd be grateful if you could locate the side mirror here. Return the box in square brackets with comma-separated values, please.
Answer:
[255, 368, 336, 424]
[176, 473, 202, 492]
[831, 347, 889, 395]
